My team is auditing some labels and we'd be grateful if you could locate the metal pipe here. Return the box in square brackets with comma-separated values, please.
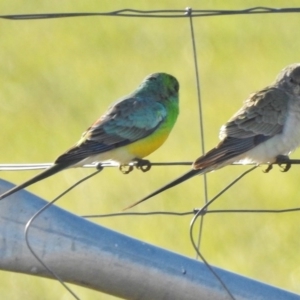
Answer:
[0, 179, 299, 300]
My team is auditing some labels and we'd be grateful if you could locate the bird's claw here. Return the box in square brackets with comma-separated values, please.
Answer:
[119, 159, 151, 174]
[135, 159, 151, 172]
[263, 164, 273, 173]
[279, 163, 291, 172]
[276, 155, 291, 172]
[119, 165, 134, 174]
[263, 155, 291, 173]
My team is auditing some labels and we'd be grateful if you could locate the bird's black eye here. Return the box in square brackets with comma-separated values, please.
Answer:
[289, 76, 300, 85]
[290, 77, 296, 84]
[148, 76, 157, 81]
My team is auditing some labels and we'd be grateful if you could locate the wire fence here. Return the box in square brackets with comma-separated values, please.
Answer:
[1, 5, 300, 300]
[1, 6, 300, 19]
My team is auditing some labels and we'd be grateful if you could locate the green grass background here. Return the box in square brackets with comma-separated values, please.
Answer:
[1, 1, 300, 299]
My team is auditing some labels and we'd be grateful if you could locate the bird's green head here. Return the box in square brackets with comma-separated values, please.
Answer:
[137, 72, 179, 102]
[275, 63, 300, 96]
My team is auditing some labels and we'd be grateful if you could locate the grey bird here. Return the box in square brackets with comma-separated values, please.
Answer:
[126, 63, 300, 209]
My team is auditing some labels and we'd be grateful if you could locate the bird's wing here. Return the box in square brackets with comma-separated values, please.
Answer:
[221, 86, 288, 138]
[194, 87, 289, 168]
[55, 97, 167, 164]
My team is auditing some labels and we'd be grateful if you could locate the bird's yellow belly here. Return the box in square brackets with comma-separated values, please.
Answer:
[76, 128, 170, 166]
[124, 129, 169, 160]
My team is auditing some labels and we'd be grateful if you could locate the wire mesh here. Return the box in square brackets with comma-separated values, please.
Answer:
[1, 4, 300, 300]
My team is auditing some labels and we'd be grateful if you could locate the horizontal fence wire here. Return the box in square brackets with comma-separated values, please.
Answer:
[2, 159, 300, 171]
[0, 162, 192, 171]
[1, 7, 300, 20]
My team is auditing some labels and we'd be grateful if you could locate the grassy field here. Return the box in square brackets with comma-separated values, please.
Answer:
[1, 1, 300, 299]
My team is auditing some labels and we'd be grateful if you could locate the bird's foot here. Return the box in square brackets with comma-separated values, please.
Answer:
[134, 159, 151, 172]
[119, 159, 151, 174]
[263, 155, 291, 173]
[276, 155, 291, 172]
[119, 165, 134, 174]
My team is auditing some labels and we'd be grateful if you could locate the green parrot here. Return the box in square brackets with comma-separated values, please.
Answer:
[0, 72, 179, 200]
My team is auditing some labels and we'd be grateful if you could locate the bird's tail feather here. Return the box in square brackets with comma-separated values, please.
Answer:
[123, 168, 203, 210]
[0, 163, 71, 200]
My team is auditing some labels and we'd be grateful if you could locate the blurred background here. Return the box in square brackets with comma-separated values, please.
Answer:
[1, 0, 300, 299]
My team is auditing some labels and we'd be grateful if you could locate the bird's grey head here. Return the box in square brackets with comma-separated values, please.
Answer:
[138, 73, 179, 100]
[275, 63, 300, 96]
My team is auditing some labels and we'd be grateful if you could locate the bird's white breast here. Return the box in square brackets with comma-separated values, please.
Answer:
[242, 95, 300, 164]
